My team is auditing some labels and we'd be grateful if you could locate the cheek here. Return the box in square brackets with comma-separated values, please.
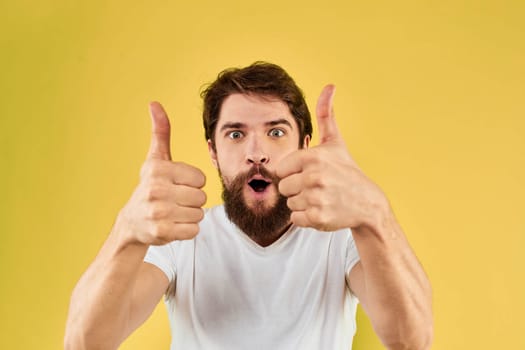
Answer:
[215, 145, 237, 167]
[217, 160, 236, 185]
[220, 144, 254, 169]
[217, 155, 237, 174]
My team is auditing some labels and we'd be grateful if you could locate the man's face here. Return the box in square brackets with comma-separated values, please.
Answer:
[208, 93, 309, 240]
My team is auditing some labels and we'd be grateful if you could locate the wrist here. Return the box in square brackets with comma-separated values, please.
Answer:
[111, 210, 150, 254]
[354, 198, 400, 242]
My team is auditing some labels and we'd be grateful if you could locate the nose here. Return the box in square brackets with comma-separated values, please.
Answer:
[245, 136, 269, 165]
[247, 153, 269, 165]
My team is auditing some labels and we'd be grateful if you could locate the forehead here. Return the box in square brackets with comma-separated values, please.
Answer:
[218, 93, 295, 127]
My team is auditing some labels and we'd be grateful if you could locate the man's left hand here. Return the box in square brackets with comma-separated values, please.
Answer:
[276, 85, 388, 231]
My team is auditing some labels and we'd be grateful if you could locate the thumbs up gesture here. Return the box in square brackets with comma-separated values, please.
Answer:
[117, 102, 207, 246]
[277, 85, 388, 232]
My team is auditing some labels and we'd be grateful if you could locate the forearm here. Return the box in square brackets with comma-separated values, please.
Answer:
[64, 215, 149, 350]
[353, 209, 433, 350]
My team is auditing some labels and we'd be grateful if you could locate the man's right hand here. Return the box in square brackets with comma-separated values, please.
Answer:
[117, 101, 207, 246]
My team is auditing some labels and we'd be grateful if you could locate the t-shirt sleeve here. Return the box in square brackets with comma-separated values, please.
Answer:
[144, 242, 178, 283]
[344, 229, 360, 279]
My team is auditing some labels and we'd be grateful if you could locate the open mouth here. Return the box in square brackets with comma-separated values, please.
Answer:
[248, 179, 271, 193]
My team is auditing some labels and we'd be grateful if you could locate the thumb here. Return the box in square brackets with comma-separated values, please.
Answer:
[316, 84, 342, 144]
[147, 101, 172, 160]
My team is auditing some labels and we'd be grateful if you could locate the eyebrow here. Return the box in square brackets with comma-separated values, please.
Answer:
[220, 122, 245, 132]
[265, 118, 293, 129]
[219, 119, 293, 132]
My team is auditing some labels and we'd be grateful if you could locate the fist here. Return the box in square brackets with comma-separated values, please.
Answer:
[277, 85, 388, 232]
[118, 102, 207, 245]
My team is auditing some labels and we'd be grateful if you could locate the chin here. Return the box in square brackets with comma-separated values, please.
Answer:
[243, 190, 278, 212]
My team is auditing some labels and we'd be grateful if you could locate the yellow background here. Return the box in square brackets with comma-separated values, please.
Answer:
[1, 1, 523, 349]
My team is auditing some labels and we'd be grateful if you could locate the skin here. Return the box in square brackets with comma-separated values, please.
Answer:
[277, 86, 433, 349]
[209, 93, 309, 246]
[64, 86, 433, 350]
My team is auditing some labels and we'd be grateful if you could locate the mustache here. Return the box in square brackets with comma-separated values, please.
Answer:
[236, 165, 281, 185]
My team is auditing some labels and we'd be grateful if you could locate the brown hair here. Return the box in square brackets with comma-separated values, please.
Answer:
[201, 61, 312, 150]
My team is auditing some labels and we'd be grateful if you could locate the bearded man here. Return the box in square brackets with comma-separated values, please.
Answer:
[65, 62, 433, 350]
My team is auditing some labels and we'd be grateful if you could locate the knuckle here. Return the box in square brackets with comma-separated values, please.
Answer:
[308, 209, 330, 229]
[305, 192, 319, 207]
[307, 171, 325, 188]
[149, 166, 166, 179]
[145, 183, 164, 201]
[147, 205, 167, 221]
[312, 190, 329, 208]
[150, 222, 167, 239]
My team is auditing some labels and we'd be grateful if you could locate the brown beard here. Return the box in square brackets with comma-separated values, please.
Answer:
[221, 165, 291, 246]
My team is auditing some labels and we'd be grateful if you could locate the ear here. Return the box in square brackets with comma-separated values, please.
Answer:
[303, 135, 311, 149]
[207, 139, 218, 168]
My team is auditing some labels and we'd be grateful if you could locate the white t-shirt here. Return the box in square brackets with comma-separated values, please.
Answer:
[144, 205, 360, 350]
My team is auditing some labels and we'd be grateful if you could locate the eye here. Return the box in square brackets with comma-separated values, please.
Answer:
[228, 131, 244, 139]
[268, 128, 285, 137]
